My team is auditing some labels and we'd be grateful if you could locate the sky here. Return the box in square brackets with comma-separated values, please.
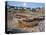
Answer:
[7, 1, 45, 8]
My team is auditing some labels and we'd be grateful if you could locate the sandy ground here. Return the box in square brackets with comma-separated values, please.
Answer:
[7, 15, 45, 33]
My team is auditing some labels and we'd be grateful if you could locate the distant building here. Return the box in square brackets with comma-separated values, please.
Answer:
[15, 7, 23, 10]
[7, 4, 31, 10]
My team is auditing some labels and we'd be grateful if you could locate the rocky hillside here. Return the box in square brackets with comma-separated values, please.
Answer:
[7, 6, 45, 33]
